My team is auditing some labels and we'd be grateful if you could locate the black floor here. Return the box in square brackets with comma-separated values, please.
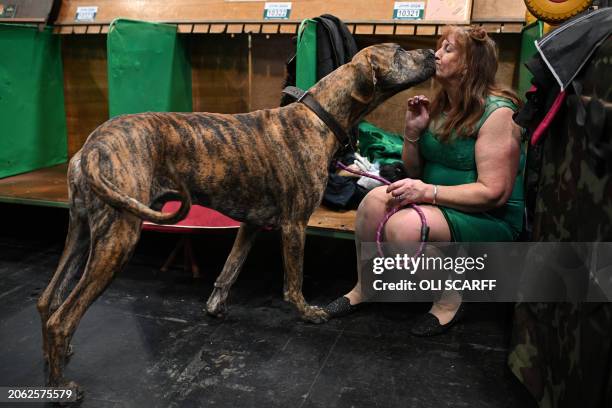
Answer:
[0, 204, 536, 408]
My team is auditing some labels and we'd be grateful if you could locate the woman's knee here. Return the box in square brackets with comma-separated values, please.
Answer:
[358, 186, 388, 212]
[385, 205, 452, 243]
[384, 210, 421, 243]
[355, 187, 389, 237]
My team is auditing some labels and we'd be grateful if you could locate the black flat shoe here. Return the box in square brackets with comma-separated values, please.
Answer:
[410, 303, 466, 337]
[324, 296, 360, 319]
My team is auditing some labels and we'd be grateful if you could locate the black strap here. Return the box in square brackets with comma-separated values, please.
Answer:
[282, 86, 352, 148]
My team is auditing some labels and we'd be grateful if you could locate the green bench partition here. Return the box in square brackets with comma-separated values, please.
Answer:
[518, 21, 545, 101]
[107, 19, 192, 117]
[296, 19, 318, 91]
[0, 24, 67, 179]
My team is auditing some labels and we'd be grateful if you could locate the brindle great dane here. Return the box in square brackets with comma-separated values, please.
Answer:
[37, 43, 435, 394]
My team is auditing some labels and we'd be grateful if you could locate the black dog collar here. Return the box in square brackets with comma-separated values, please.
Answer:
[282, 86, 352, 148]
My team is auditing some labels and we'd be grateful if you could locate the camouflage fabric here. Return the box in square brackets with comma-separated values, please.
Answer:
[509, 37, 612, 408]
[510, 303, 612, 408]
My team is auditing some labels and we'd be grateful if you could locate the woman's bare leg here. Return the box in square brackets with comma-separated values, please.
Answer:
[344, 186, 458, 320]
[344, 187, 389, 305]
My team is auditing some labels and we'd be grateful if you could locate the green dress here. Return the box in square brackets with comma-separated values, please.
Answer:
[419, 95, 525, 242]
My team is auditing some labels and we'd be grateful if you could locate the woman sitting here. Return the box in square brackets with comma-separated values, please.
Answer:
[325, 26, 525, 336]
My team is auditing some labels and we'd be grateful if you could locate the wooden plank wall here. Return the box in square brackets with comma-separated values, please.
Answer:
[62, 35, 109, 157]
[62, 32, 522, 157]
[56, 0, 477, 24]
[191, 34, 290, 114]
[472, 0, 526, 21]
[192, 35, 250, 114]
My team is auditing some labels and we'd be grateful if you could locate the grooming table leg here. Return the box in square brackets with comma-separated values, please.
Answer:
[183, 237, 200, 278]
[160, 236, 185, 274]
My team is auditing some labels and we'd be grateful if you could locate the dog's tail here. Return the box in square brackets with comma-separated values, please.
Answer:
[81, 146, 191, 224]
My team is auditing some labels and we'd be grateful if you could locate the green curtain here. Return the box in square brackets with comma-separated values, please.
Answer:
[107, 19, 192, 117]
[295, 19, 317, 90]
[518, 21, 544, 101]
[0, 24, 67, 179]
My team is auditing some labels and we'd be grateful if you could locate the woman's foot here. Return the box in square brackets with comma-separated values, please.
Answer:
[324, 288, 364, 319]
[344, 288, 364, 306]
[410, 302, 465, 337]
[324, 296, 360, 318]
[429, 300, 461, 325]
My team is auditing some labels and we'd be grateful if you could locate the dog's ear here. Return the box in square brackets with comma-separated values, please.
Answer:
[350, 53, 377, 105]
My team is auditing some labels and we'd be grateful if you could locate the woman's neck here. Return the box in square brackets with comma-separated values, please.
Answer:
[443, 80, 462, 107]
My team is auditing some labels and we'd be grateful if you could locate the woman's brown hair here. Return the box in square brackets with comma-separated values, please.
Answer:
[429, 26, 521, 141]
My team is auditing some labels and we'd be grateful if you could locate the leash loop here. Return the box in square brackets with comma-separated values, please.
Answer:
[335, 160, 429, 258]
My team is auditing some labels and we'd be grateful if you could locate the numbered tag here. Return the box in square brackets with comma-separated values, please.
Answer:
[75, 6, 98, 22]
[393, 2, 425, 20]
[263, 2, 292, 20]
[0, 4, 17, 18]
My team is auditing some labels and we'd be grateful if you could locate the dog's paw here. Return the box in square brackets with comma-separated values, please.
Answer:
[206, 306, 227, 319]
[47, 379, 83, 405]
[301, 305, 329, 324]
[206, 290, 228, 318]
[59, 380, 84, 405]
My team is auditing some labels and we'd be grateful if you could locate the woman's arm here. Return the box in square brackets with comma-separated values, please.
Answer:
[388, 107, 522, 213]
[402, 135, 423, 179]
[403, 96, 430, 178]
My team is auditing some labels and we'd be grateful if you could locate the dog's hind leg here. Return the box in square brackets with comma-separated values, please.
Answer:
[206, 224, 259, 318]
[45, 214, 140, 397]
[280, 223, 329, 323]
[37, 210, 89, 363]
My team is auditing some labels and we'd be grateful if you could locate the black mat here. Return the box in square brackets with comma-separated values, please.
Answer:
[0, 203, 535, 408]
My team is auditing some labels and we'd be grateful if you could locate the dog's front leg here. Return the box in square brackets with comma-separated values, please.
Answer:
[281, 223, 329, 324]
[206, 224, 259, 317]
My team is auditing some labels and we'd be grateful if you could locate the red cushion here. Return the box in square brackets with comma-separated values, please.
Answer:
[142, 202, 240, 233]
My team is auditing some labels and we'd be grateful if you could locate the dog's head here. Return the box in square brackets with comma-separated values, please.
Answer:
[349, 44, 436, 106]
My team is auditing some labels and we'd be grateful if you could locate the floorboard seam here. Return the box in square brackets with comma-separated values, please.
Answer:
[298, 328, 344, 408]
[0, 284, 27, 301]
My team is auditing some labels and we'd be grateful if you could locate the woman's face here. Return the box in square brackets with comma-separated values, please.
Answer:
[434, 33, 464, 83]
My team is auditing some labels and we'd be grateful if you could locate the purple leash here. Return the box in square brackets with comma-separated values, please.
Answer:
[335, 161, 429, 258]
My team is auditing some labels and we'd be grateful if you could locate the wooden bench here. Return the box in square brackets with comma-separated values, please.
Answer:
[0, 164, 357, 239]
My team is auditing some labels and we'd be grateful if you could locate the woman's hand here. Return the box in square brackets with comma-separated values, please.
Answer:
[386, 178, 432, 207]
[405, 95, 430, 139]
